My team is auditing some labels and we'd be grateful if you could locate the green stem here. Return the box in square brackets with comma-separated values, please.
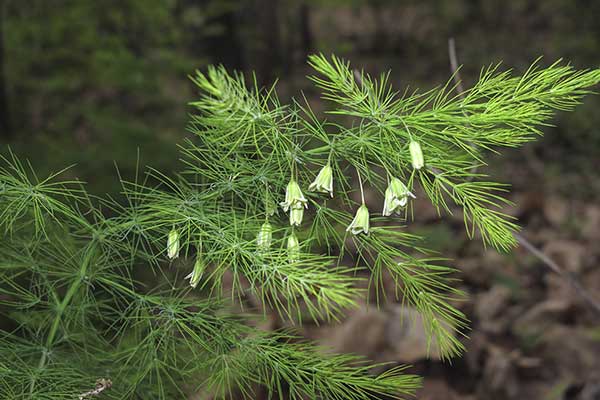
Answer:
[28, 244, 95, 397]
[356, 167, 365, 205]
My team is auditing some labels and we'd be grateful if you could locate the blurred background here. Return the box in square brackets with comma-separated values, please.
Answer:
[1, 1, 599, 399]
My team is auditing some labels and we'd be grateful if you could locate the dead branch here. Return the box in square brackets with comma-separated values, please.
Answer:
[79, 378, 112, 400]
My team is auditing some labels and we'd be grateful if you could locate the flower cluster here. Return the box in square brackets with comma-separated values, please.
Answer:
[173, 143, 425, 276]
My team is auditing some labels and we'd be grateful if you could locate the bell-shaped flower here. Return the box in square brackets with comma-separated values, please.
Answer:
[346, 204, 370, 235]
[289, 206, 304, 226]
[383, 177, 415, 216]
[287, 232, 300, 262]
[256, 221, 273, 250]
[280, 179, 308, 212]
[167, 229, 180, 259]
[185, 256, 205, 288]
[410, 140, 424, 169]
[308, 163, 333, 197]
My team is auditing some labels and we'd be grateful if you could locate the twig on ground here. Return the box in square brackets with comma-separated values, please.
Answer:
[79, 379, 112, 400]
[514, 233, 600, 316]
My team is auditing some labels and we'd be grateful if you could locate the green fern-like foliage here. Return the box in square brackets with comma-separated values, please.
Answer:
[1, 55, 599, 399]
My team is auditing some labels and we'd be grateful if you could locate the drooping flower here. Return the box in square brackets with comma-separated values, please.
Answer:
[289, 206, 304, 226]
[346, 204, 370, 235]
[409, 140, 424, 169]
[383, 177, 415, 216]
[167, 229, 180, 259]
[185, 256, 205, 288]
[287, 232, 300, 262]
[308, 163, 333, 197]
[257, 221, 273, 250]
[280, 179, 308, 212]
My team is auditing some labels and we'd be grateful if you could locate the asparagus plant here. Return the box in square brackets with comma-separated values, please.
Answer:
[1, 54, 599, 399]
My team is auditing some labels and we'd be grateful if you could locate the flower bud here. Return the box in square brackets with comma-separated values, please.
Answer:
[289, 206, 304, 226]
[287, 233, 300, 262]
[167, 229, 180, 259]
[185, 256, 205, 288]
[308, 163, 334, 197]
[346, 204, 370, 235]
[409, 140, 424, 169]
[382, 177, 415, 216]
[279, 179, 308, 212]
[257, 222, 273, 250]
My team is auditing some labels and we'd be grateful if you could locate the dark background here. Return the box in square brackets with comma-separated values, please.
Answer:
[1, 1, 599, 399]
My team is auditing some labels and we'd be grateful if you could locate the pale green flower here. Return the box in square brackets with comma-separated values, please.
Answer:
[410, 140, 424, 169]
[256, 222, 273, 250]
[185, 256, 205, 288]
[280, 179, 308, 212]
[287, 233, 300, 262]
[289, 206, 304, 226]
[383, 177, 415, 216]
[167, 229, 180, 259]
[346, 204, 370, 235]
[308, 163, 333, 197]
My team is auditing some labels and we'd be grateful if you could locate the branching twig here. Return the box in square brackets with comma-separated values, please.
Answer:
[447, 37, 600, 317]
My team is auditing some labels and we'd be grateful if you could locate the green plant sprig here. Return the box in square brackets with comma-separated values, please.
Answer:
[2, 54, 599, 399]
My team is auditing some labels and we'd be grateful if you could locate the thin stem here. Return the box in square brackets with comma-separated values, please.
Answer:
[292, 159, 297, 181]
[264, 181, 270, 220]
[399, 117, 413, 140]
[373, 151, 391, 178]
[29, 244, 95, 396]
[356, 167, 365, 205]
[448, 38, 465, 95]
[327, 138, 335, 164]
